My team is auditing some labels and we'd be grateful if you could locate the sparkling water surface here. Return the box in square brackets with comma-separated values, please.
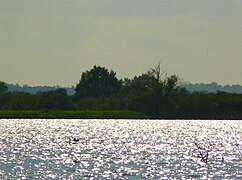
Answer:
[0, 119, 241, 179]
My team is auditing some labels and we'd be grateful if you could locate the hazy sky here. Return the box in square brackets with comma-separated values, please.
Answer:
[0, 0, 241, 86]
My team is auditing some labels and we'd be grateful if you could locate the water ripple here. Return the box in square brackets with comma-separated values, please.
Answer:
[0, 119, 241, 179]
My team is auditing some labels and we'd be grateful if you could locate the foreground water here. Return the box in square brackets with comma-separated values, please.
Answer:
[0, 119, 241, 179]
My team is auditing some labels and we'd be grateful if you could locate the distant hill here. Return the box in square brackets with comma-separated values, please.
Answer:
[6, 83, 75, 95]
[5, 82, 242, 95]
[179, 82, 242, 94]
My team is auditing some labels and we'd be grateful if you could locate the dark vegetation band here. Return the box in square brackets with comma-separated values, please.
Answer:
[0, 64, 242, 119]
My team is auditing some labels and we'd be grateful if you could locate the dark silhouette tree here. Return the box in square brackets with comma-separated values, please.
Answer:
[147, 62, 180, 116]
[75, 66, 121, 97]
[120, 74, 154, 115]
[0, 81, 8, 93]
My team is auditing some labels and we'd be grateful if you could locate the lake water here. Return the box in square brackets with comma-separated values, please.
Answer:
[0, 119, 241, 179]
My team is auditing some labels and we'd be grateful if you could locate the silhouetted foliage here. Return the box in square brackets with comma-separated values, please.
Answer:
[0, 65, 242, 119]
[36, 89, 74, 110]
[147, 62, 180, 116]
[0, 82, 8, 93]
[75, 66, 121, 98]
[0, 92, 13, 109]
[0, 92, 37, 110]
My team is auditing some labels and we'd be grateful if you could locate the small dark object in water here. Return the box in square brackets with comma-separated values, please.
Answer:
[69, 137, 80, 144]
[195, 142, 211, 163]
[73, 159, 80, 164]
[73, 137, 80, 142]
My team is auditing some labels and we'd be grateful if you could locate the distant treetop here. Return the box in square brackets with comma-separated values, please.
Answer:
[75, 65, 121, 97]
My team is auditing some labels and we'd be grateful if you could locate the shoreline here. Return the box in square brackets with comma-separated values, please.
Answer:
[0, 110, 241, 120]
[0, 110, 148, 119]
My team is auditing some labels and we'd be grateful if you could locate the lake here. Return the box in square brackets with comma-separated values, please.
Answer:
[0, 119, 241, 179]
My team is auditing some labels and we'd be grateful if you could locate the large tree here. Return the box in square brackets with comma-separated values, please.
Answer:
[147, 62, 180, 116]
[75, 66, 121, 97]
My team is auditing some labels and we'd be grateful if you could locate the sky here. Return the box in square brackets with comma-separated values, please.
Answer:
[0, 0, 241, 86]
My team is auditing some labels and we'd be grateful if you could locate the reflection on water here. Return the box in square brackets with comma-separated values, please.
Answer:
[0, 119, 241, 179]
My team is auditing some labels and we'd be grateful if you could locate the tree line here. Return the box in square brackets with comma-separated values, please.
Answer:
[0, 64, 242, 119]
